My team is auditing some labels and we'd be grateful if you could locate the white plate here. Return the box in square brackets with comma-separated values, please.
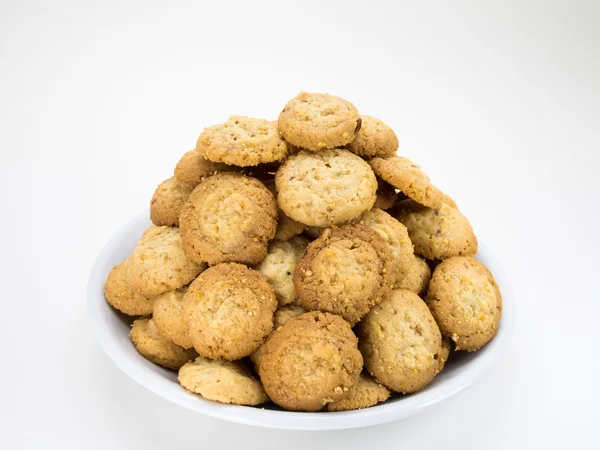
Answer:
[87, 211, 515, 430]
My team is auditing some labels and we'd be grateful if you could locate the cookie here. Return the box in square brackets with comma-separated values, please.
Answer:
[130, 318, 196, 370]
[152, 287, 193, 349]
[356, 289, 443, 393]
[326, 373, 390, 412]
[373, 178, 398, 210]
[278, 92, 361, 151]
[104, 259, 154, 316]
[394, 200, 478, 260]
[346, 115, 398, 158]
[255, 236, 310, 306]
[438, 337, 452, 371]
[275, 149, 377, 227]
[369, 156, 442, 209]
[258, 311, 363, 411]
[174, 149, 235, 184]
[358, 208, 414, 289]
[183, 263, 277, 360]
[442, 192, 458, 209]
[150, 177, 197, 226]
[196, 116, 288, 166]
[127, 226, 204, 296]
[262, 179, 306, 241]
[178, 356, 268, 406]
[294, 224, 395, 325]
[396, 255, 432, 295]
[180, 172, 277, 266]
[427, 257, 502, 351]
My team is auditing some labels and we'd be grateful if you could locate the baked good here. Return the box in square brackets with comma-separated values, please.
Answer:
[174, 149, 235, 184]
[326, 373, 390, 412]
[104, 259, 154, 316]
[346, 115, 398, 158]
[150, 177, 196, 226]
[373, 178, 398, 210]
[396, 255, 431, 295]
[152, 287, 192, 348]
[262, 179, 306, 241]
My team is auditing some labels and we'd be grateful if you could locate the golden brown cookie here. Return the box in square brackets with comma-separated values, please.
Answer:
[326, 373, 390, 412]
[174, 149, 235, 184]
[369, 156, 442, 209]
[178, 356, 268, 406]
[258, 311, 363, 411]
[278, 92, 361, 151]
[196, 116, 288, 166]
[262, 179, 306, 241]
[442, 192, 458, 209]
[152, 287, 192, 349]
[255, 236, 310, 306]
[127, 226, 204, 296]
[356, 289, 443, 393]
[396, 255, 432, 295]
[130, 318, 196, 370]
[150, 177, 197, 227]
[275, 149, 377, 227]
[104, 259, 154, 316]
[294, 224, 395, 325]
[374, 178, 398, 210]
[183, 263, 277, 360]
[394, 200, 478, 260]
[180, 173, 277, 266]
[346, 115, 398, 158]
[427, 257, 502, 351]
[438, 337, 452, 371]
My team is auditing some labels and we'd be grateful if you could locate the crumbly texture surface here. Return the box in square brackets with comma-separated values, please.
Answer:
[262, 179, 306, 241]
[130, 318, 196, 370]
[178, 356, 268, 406]
[255, 236, 310, 306]
[150, 177, 197, 226]
[183, 263, 277, 360]
[174, 149, 236, 184]
[427, 257, 502, 351]
[374, 178, 398, 210]
[369, 156, 442, 209]
[278, 92, 361, 151]
[180, 173, 277, 265]
[346, 115, 398, 158]
[356, 289, 443, 393]
[196, 116, 288, 166]
[275, 149, 377, 227]
[326, 373, 390, 412]
[104, 259, 154, 316]
[358, 208, 414, 289]
[394, 200, 478, 260]
[152, 287, 193, 348]
[127, 226, 204, 296]
[294, 224, 395, 325]
[396, 255, 432, 295]
[258, 311, 363, 411]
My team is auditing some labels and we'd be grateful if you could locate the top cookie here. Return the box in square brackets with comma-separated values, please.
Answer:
[196, 116, 288, 167]
[174, 149, 236, 184]
[369, 156, 442, 209]
[278, 92, 361, 150]
[346, 115, 398, 158]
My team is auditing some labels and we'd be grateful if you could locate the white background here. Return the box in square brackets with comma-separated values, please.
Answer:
[1, 1, 599, 449]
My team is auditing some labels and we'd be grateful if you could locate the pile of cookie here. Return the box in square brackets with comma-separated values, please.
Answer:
[104, 92, 502, 412]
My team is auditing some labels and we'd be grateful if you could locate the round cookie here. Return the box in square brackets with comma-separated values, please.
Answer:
[196, 116, 288, 166]
[394, 200, 478, 260]
[178, 356, 268, 406]
[438, 337, 452, 371]
[369, 156, 442, 210]
[152, 287, 193, 349]
[294, 224, 395, 325]
[326, 373, 390, 412]
[374, 178, 398, 210]
[130, 318, 196, 370]
[278, 92, 361, 151]
[427, 257, 502, 351]
[275, 149, 377, 227]
[396, 255, 432, 295]
[174, 149, 235, 184]
[358, 208, 414, 289]
[150, 177, 197, 227]
[255, 236, 310, 306]
[104, 259, 154, 316]
[183, 263, 277, 360]
[127, 226, 204, 296]
[346, 115, 398, 158]
[258, 311, 363, 411]
[356, 289, 443, 393]
[180, 172, 277, 266]
[442, 192, 458, 209]
[262, 179, 306, 241]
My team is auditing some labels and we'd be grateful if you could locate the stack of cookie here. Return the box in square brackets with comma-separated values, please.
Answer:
[104, 92, 502, 412]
